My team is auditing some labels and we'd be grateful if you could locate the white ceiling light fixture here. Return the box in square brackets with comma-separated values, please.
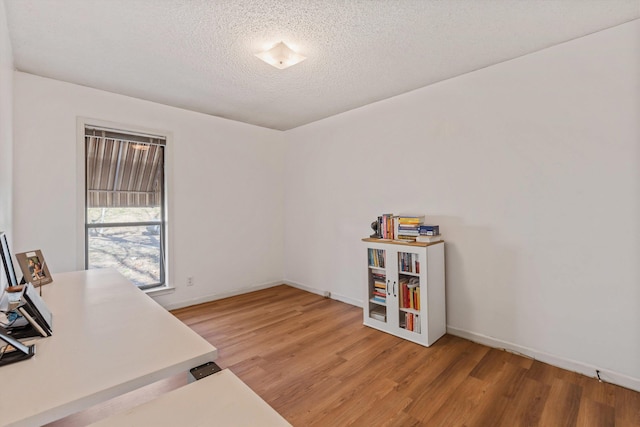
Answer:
[255, 41, 306, 69]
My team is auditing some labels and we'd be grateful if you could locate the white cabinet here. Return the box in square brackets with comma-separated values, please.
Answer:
[363, 238, 446, 347]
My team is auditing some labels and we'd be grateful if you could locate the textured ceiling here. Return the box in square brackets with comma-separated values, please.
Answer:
[4, 0, 639, 130]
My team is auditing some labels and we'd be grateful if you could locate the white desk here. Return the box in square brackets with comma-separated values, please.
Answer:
[89, 369, 291, 427]
[1, 269, 217, 427]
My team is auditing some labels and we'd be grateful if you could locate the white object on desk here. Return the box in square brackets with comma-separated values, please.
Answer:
[1, 268, 217, 427]
[89, 369, 292, 427]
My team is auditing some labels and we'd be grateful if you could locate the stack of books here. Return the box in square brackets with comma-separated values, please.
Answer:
[370, 306, 386, 322]
[394, 215, 425, 242]
[371, 272, 386, 304]
[416, 225, 443, 243]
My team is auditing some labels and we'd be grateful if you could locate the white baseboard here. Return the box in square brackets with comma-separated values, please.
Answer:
[447, 326, 640, 393]
[158, 280, 283, 311]
[282, 280, 362, 307]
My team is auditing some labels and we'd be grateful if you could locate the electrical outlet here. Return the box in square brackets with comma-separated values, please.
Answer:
[187, 277, 194, 287]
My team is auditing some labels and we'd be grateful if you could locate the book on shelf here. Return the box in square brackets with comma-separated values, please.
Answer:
[400, 277, 407, 308]
[368, 248, 386, 268]
[398, 224, 420, 230]
[392, 237, 417, 243]
[415, 234, 443, 243]
[403, 312, 421, 333]
[372, 272, 386, 287]
[377, 214, 395, 239]
[400, 277, 420, 310]
[398, 232, 420, 238]
[397, 215, 425, 224]
[372, 214, 442, 244]
[393, 215, 424, 241]
[372, 296, 386, 304]
[397, 237, 419, 243]
[370, 306, 386, 322]
[418, 225, 440, 235]
[399, 252, 420, 273]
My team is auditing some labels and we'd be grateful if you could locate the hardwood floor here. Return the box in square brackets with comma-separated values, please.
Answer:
[51, 285, 640, 426]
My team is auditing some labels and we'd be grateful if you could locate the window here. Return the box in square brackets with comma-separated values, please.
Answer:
[85, 126, 166, 289]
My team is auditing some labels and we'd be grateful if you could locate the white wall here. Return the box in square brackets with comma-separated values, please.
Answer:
[0, 2, 13, 290]
[9, 16, 639, 390]
[284, 20, 640, 388]
[12, 73, 285, 308]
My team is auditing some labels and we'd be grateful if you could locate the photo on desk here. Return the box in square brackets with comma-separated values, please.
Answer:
[15, 249, 52, 287]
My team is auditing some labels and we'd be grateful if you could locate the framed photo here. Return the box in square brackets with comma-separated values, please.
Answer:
[15, 250, 52, 287]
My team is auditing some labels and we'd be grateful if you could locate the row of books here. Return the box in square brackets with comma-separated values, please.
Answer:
[368, 248, 385, 268]
[376, 213, 395, 239]
[376, 214, 425, 240]
[369, 249, 434, 273]
[399, 252, 420, 274]
[400, 277, 420, 310]
[401, 312, 421, 333]
[374, 214, 442, 243]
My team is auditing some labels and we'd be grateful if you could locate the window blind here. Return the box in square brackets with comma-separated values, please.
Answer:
[85, 127, 165, 208]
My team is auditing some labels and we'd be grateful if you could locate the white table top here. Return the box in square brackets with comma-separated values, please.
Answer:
[89, 369, 291, 427]
[1, 269, 217, 427]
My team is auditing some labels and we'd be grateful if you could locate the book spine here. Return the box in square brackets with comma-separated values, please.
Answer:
[393, 217, 399, 241]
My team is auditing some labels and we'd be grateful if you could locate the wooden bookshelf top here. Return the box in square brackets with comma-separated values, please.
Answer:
[361, 238, 444, 247]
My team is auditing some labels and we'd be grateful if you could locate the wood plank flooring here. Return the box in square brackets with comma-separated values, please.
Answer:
[50, 285, 640, 426]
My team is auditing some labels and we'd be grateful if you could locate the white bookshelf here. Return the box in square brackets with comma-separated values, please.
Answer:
[363, 239, 446, 347]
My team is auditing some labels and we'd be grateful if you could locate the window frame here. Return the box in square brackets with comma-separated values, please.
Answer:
[77, 118, 173, 293]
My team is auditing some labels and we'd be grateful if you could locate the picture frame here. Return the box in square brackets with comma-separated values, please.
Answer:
[15, 250, 52, 287]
